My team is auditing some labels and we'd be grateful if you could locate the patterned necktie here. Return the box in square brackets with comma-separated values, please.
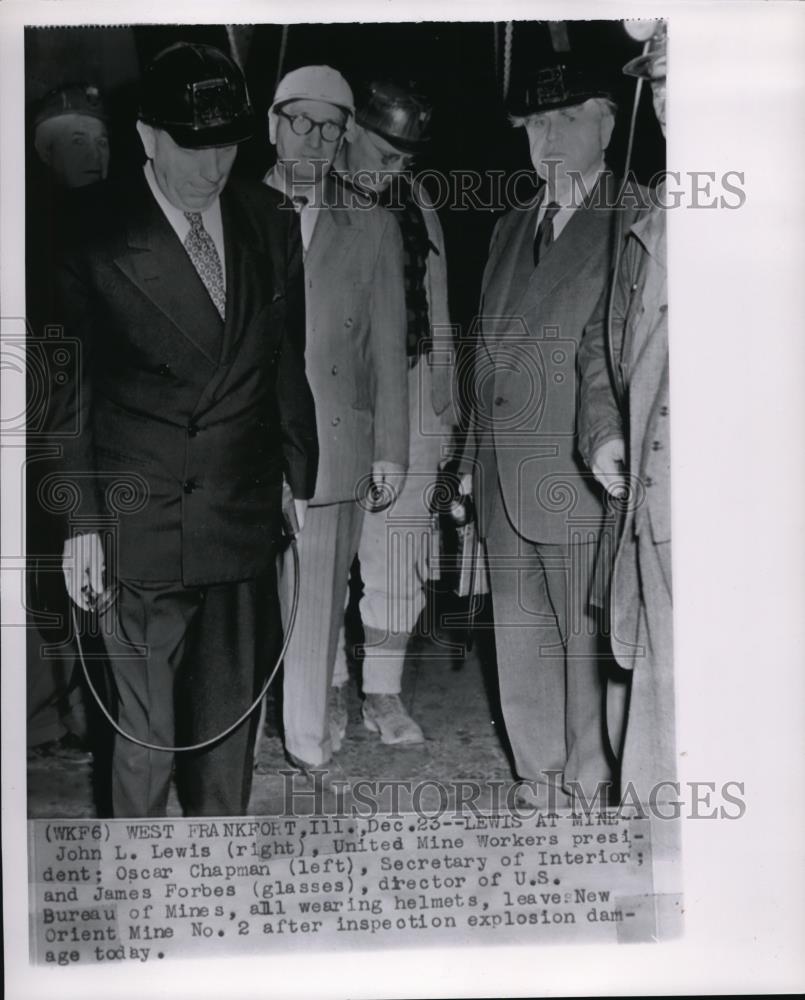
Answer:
[533, 201, 560, 267]
[183, 211, 225, 319]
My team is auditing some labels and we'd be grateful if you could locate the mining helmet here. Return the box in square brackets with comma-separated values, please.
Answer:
[623, 21, 667, 80]
[33, 82, 108, 131]
[508, 57, 614, 117]
[356, 81, 432, 153]
[139, 42, 254, 148]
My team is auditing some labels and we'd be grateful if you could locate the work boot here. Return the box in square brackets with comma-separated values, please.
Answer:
[362, 693, 424, 745]
[27, 732, 93, 765]
[328, 683, 348, 752]
[286, 753, 351, 793]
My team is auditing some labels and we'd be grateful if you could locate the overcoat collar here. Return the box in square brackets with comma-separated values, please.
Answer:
[304, 176, 363, 273]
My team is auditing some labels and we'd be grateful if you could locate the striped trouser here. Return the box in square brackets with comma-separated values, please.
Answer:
[279, 500, 364, 765]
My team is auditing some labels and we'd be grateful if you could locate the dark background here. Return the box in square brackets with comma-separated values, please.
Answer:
[25, 21, 665, 337]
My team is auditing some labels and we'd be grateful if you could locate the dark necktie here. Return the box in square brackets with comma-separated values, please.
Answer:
[533, 201, 560, 267]
[184, 211, 225, 319]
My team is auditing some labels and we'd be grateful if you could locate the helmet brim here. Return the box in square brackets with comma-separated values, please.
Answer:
[146, 113, 254, 149]
[623, 51, 666, 80]
[361, 122, 431, 154]
[507, 89, 612, 118]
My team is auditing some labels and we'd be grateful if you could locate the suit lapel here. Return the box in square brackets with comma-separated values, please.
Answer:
[305, 178, 362, 276]
[218, 186, 272, 364]
[113, 175, 224, 364]
[482, 202, 539, 323]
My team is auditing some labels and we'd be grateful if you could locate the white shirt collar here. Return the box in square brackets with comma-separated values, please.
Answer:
[143, 162, 226, 285]
[537, 162, 605, 241]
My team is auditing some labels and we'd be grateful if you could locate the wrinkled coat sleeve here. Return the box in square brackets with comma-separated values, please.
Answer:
[368, 210, 409, 469]
[577, 253, 628, 468]
[455, 215, 503, 476]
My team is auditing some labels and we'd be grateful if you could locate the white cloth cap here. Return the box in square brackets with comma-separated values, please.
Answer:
[271, 65, 355, 115]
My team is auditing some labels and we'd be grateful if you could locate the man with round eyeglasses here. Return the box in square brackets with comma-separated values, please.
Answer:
[274, 108, 347, 145]
[264, 67, 409, 785]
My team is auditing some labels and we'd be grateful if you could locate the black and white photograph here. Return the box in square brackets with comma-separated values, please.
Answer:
[2, 1, 804, 998]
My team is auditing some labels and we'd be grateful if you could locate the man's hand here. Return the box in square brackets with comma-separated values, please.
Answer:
[458, 472, 473, 496]
[371, 461, 406, 492]
[281, 479, 307, 535]
[293, 498, 308, 533]
[590, 437, 628, 499]
[368, 461, 406, 512]
[62, 532, 107, 611]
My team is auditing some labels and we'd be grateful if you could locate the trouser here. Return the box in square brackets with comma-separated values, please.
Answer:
[332, 359, 448, 694]
[27, 623, 86, 746]
[99, 574, 277, 817]
[26, 555, 87, 746]
[280, 500, 364, 765]
[26, 465, 87, 745]
[607, 535, 676, 802]
[485, 496, 613, 794]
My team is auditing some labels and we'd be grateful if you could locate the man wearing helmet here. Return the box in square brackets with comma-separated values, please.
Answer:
[578, 23, 674, 800]
[457, 57, 638, 809]
[330, 80, 456, 747]
[49, 43, 318, 817]
[26, 83, 112, 766]
[264, 66, 409, 785]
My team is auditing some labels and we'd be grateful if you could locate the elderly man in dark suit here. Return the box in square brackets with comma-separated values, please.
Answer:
[459, 60, 637, 806]
[49, 43, 318, 817]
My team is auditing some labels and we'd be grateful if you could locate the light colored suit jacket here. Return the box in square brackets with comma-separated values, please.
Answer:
[304, 179, 409, 505]
[578, 204, 670, 667]
[465, 173, 631, 544]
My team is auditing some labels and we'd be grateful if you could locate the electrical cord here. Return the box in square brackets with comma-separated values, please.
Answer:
[605, 41, 649, 402]
[73, 534, 300, 754]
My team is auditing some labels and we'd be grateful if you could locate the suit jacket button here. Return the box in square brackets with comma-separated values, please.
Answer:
[494, 396, 506, 406]
[644, 476, 654, 488]
[331, 365, 338, 375]
[344, 318, 353, 328]
[187, 423, 199, 437]
[651, 441, 662, 451]
[158, 364, 171, 376]
[183, 479, 196, 494]
[660, 405, 669, 416]
[331, 416, 341, 426]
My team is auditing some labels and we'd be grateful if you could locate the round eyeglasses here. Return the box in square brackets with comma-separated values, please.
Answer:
[276, 109, 347, 143]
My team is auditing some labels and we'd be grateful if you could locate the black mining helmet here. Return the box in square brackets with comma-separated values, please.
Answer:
[139, 42, 254, 148]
